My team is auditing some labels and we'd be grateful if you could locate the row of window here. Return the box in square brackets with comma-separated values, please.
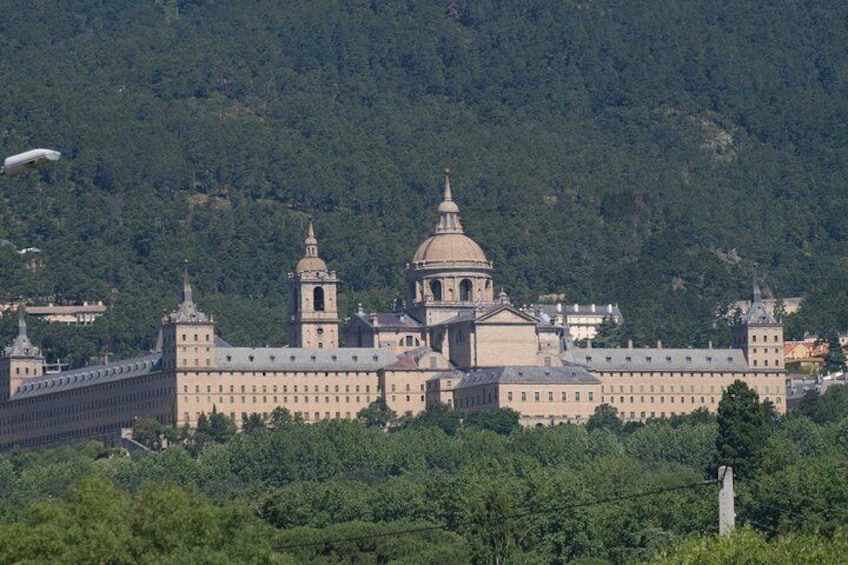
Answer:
[455, 389, 595, 409]
[183, 395, 373, 406]
[1, 420, 135, 450]
[597, 372, 781, 378]
[4, 398, 171, 437]
[183, 383, 374, 394]
[186, 411, 354, 423]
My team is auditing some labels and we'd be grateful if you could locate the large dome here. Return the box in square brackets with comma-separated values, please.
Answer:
[412, 232, 489, 266]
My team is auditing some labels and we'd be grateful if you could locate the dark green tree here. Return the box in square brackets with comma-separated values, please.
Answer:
[241, 412, 266, 435]
[715, 380, 769, 478]
[462, 408, 520, 436]
[357, 397, 396, 430]
[404, 402, 461, 436]
[822, 332, 846, 375]
[592, 316, 623, 348]
[268, 407, 294, 430]
[586, 403, 623, 434]
[131, 417, 165, 451]
[208, 407, 236, 443]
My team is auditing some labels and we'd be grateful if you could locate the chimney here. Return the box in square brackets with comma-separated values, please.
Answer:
[657, 340, 662, 349]
[591, 304, 596, 313]
[587, 339, 592, 349]
[608, 304, 613, 313]
[574, 303, 579, 312]
[628, 339, 633, 349]
[556, 303, 562, 313]
[708, 340, 713, 349]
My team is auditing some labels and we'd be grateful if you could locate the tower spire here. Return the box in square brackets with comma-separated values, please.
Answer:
[183, 259, 193, 305]
[16, 303, 27, 340]
[305, 218, 319, 258]
[435, 168, 463, 234]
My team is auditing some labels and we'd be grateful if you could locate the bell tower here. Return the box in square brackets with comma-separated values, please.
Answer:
[161, 263, 216, 371]
[288, 220, 340, 348]
[0, 307, 45, 401]
[732, 280, 784, 370]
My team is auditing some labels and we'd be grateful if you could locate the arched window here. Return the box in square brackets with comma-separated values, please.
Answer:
[291, 288, 299, 312]
[314, 287, 325, 311]
[430, 280, 442, 301]
[460, 279, 473, 301]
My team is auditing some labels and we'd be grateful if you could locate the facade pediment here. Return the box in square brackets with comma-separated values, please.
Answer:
[476, 305, 538, 325]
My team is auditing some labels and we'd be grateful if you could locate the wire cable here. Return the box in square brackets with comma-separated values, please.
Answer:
[275, 478, 717, 551]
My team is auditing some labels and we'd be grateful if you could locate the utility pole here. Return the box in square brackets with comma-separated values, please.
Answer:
[718, 466, 735, 537]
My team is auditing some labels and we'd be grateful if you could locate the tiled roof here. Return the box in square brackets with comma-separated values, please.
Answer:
[454, 364, 600, 389]
[576, 347, 750, 372]
[352, 312, 423, 330]
[11, 354, 162, 399]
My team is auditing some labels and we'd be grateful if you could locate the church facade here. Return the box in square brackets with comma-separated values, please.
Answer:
[0, 171, 786, 449]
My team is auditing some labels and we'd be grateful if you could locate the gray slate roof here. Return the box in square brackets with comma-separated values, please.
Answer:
[454, 364, 600, 390]
[216, 347, 400, 371]
[351, 312, 423, 329]
[575, 347, 750, 372]
[11, 353, 162, 400]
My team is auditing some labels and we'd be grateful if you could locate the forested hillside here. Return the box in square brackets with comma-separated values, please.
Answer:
[1, 0, 847, 362]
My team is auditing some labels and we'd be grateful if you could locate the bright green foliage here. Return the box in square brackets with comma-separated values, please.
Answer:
[649, 527, 848, 564]
[5, 407, 848, 562]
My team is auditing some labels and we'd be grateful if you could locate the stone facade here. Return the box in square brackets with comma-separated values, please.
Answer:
[0, 170, 787, 449]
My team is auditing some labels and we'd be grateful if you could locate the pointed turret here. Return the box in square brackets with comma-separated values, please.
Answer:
[1, 305, 44, 401]
[435, 168, 463, 234]
[168, 261, 209, 324]
[745, 279, 775, 325]
[161, 262, 216, 371]
[5, 305, 39, 358]
[733, 277, 784, 370]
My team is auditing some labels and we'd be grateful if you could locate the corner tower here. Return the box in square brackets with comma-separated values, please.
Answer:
[405, 169, 495, 325]
[732, 281, 784, 370]
[161, 264, 216, 371]
[0, 307, 45, 401]
[288, 221, 340, 348]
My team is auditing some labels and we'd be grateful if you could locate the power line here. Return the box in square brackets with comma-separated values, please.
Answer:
[275, 479, 717, 551]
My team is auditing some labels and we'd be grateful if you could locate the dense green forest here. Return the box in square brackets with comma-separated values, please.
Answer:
[2, 384, 848, 563]
[0, 1, 847, 362]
